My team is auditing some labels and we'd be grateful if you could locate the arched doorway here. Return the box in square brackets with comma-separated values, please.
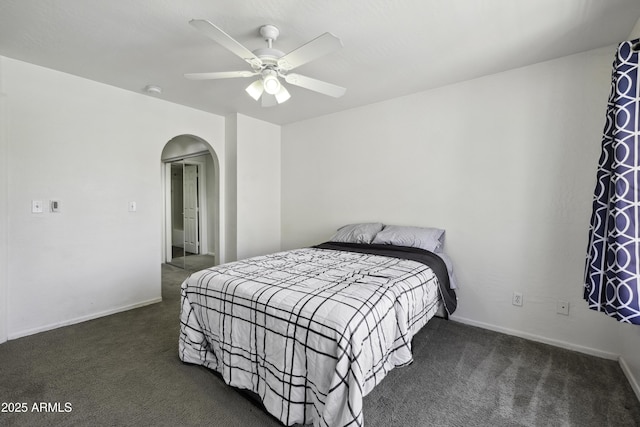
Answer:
[161, 135, 220, 271]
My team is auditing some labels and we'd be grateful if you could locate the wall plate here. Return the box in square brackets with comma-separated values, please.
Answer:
[32, 200, 43, 213]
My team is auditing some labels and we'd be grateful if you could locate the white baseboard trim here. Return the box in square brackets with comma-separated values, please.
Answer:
[450, 315, 620, 360]
[7, 297, 163, 341]
[619, 356, 640, 402]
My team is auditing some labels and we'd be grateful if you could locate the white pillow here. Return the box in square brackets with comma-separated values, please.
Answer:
[329, 222, 384, 244]
[371, 225, 445, 252]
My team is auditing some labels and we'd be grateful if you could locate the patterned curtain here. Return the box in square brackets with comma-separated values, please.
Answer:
[585, 39, 640, 324]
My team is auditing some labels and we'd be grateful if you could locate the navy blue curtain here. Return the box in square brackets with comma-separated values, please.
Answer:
[585, 39, 640, 324]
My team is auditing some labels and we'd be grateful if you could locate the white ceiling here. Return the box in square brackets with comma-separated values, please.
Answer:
[0, 0, 638, 125]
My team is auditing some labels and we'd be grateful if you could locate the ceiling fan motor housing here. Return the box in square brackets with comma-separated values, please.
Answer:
[253, 25, 284, 69]
[252, 48, 285, 66]
[259, 24, 280, 42]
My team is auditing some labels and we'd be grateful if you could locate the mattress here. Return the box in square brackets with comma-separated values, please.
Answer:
[179, 242, 456, 426]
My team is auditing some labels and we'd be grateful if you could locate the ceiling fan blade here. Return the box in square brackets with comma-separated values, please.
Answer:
[284, 73, 346, 98]
[277, 32, 343, 71]
[189, 19, 263, 67]
[261, 93, 278, 107]
[185, 71, 257, 80]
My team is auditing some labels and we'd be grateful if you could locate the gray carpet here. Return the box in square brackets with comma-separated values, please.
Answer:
[169, 253, 216, 271]
[1, 263, 639, 426]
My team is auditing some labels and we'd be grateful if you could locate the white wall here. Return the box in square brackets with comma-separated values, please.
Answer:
[0, 57, 8, 343]
[224, 113, 281, 262]
[2, 56, 225, 338]
[224, 114, 238, 261]
[282, 46, 624, 359]
[236, 114, 281, 260]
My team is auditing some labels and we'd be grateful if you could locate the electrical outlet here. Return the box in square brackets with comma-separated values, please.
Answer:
[512, 292, 523, 307]
[557, 300, 569, 315]
[32, 200, 44, 213]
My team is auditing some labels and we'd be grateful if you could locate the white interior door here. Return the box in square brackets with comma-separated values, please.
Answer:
[183, 164, 199, 254]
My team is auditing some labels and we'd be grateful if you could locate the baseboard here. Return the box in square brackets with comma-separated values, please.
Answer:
[450, 315, 620, 360]
[619, 356, 640, 402]
[7, 297, 163, 341]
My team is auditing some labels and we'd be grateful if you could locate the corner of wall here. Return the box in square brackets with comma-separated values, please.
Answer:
[618, 322, 640, 403]
[224, 114, 238, 262]
[619, 356, 640, 403]
[0, 56, 8, 344]
[234, 114, 282, 258]
[629, 16, 640, 39]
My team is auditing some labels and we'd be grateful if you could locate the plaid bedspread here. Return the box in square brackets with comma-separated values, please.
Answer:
[179, 244, 452, 426]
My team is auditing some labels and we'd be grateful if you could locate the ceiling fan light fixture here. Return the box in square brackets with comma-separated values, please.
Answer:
[245, 79, 264, 101]
[275, 85, 291, 104]
[262, 71, 281, 95]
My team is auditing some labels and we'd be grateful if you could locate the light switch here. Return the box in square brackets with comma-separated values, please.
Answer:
[32, 200, 44, 213]
[128, 201, 137, 212]
[50, 200, 60, 213]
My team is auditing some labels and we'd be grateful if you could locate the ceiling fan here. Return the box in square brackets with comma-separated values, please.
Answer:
[185, 20, 346, 107]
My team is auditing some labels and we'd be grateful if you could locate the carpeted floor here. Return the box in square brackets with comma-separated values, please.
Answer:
[0, 263, 639, 426]
[170, 246, 216, 271]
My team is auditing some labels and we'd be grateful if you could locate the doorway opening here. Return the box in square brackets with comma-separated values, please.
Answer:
[161, 135, 220, 271]
[168, 161, 204, 264]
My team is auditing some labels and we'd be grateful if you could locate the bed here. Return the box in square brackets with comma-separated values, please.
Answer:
[179, 224, 458, 426]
